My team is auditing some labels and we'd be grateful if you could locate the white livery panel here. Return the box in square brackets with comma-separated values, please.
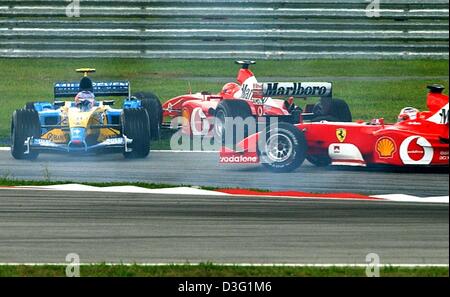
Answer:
[262, 82, 332, 98]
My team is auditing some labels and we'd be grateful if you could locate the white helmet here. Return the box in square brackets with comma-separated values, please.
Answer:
[397, 107, 419, 122]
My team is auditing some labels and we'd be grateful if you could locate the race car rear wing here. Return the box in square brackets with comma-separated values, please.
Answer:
[253, 82, 332, 98]
[54, 81, 130, 98]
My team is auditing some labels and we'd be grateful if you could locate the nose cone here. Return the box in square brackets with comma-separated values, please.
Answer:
[70, 127, 86, 144]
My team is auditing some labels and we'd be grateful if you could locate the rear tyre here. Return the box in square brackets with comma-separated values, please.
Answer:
[214, 100, 253, 148]
[25, 102, 37, 111]
[312, 98, 352, 122]
[11, 109, 41, 160]
[133, 92, 163, 140]
[259, 122, 307, 173]
[122, 108, 151, 159]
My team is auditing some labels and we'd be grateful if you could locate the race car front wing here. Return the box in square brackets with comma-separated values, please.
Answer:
[24, 135, 133, 154]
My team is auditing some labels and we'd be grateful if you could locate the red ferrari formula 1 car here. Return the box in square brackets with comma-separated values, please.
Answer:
[220, 84, 449, 172]
[162, 60, 351, 138]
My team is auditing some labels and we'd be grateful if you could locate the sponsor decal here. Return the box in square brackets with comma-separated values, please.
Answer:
[427, 103, 449, 124]
[70, 128, 85, 142]
[399, 136, 434, 165]
[333, 145, 341, 153]
[262, 82, 332, 97]
[36, 139, 57, 147]
[336, 128, 347, 143]
[256, 105, 264, 117]
[328, 143, 366, 166]
[72, 129, 81, 137]
[240, 84, 253, 101]
[45, 132, 66, 143]
[103, 138, 124, 145]
[375, 137, 396, 159]
[219, 152, 259, 164]
[439, 150, 449, 161]
[71, 114, 87, 126]
[240, 76, 268, 104]
[440, 107, 449, 124]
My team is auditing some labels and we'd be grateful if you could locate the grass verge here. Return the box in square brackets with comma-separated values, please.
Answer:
[0, 58, 448, 139]
[0, 263, 447, 277]
[0, 177, 273, 194]
[0, 177, 183, 189]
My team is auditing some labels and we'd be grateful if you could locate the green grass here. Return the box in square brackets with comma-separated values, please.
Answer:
[0, 58, 448, 139]
[0, 176, 184, 189]
[0, 263, 447, 277]
[0, 177, 272, 194]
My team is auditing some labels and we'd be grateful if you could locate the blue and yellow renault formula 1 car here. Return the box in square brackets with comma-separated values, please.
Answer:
[11, 68, 162, 160]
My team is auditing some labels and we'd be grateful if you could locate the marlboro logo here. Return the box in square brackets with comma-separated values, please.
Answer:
[240, 84, 253, 100]
[263, 82, 332, 97]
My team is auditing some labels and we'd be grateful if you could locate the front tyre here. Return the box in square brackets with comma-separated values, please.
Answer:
[11, 109, 41, 160]
[259, 122, 307, 173]
[214, 99, 253, 148]
[122, 108, 151, 159]
[133, 92, 163, 141]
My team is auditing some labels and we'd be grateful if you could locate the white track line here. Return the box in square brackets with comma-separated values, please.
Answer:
[16, 184, 228, 196]
[0, 263, 447, 268]
[5, 184, 448, 204]
[373, 194, 449, 204]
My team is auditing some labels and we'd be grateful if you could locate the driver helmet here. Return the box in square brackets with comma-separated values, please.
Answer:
[220, 82, 241, 99]
[75, 91, 96, 110]
[397, 107, 419, 122]
[75, 77, 96, 109]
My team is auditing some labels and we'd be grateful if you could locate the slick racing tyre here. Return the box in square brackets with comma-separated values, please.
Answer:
[122, 108, 151, 159]
[259, 122, 307, 173]
[11, 109, 41, 160]
[133, 92, 163, 141]
[306, 154, 331, 167]
[25, 102, 37, 111]
[214, 99, 253, 149]
[311, 98, 352, 122]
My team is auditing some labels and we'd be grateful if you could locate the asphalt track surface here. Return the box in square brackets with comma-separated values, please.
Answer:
[0, 150, 448, 197]
[0, 189, 447, 264]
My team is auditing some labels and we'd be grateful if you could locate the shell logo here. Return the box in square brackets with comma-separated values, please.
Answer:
[376, 137, 396, 158]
